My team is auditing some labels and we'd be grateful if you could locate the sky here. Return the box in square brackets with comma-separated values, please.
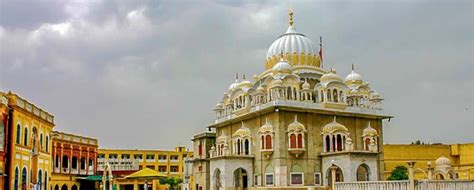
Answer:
[0, 0, 472, 149]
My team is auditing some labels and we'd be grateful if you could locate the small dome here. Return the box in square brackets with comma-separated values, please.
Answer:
[233, 122, 251, 137]
[435, 156, 451, 167]
[237, 74, 253, 88]
[371, 91, 383, 100]
[302, 79, 310, 90]
[272, 58, 293, 74]
[217, 134, 229, 143]
[270, 78, 283, 87]
[362, 122, 378, 137]
[320, 68, 343, 84]
[322, 116, 348, 134]
[228, 78, 239, 90]
[345, 65, 363, 84]
[288, 115, 306, 132]
[257, 85, 265, 93]
[349, 88, 359, 95]
[259, 118, 274, 133]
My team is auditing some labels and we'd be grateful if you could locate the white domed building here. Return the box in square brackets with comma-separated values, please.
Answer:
[192, 11, 392, 190]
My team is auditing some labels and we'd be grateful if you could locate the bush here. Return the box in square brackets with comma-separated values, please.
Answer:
[388, 165, 408, 180]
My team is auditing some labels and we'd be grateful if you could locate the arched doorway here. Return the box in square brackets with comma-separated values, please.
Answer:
[327, 165, 344, 185]
[214, 169, 222, 190]
[71, 185, 78, 190]
[61, 184, 68, 190]
[356, 164, 369, 181]
[54, 185, 59, 190]
[14, 167, 19, 190]
[234, 168, 248, 189]
[435, 173, 444, 180]
[21, 168, 27, 190]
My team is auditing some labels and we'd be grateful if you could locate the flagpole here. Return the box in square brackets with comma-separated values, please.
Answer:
[319, 36, 323, 69]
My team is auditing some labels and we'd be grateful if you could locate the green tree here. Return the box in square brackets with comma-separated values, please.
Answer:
[388, 165, 409, 180]
[159, 177, 183, 190]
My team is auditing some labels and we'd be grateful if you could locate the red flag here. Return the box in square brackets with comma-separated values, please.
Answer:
[319, 36, 323, 68]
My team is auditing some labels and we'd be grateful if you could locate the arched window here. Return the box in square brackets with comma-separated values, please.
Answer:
[81, 158, 86, 170]
[365, 138, 371, 151]
[320, 90, 324, 102]
[40, 134, 43, 151]
[61, 184, 68, 190]
[237, 139, 241, 155]
[55, 155, 60, 168]
[62, 155, 69, 169]
[45, 136, 49, 152]
[220, 144, 224, 156]
[261, 136, 264, 149]
[55, 185, 59, 190]
[336, 134, 343, 151]
[16, 124, 21, 144]
[332, 135, 336, 152]
[14, 167, 19, 190]
[71, 185, 78, 190]
[72, 156, 78, 169]
[339, 91, 344, 102]
[297, 134, 303, 148]
[333, 89, 339, 103]
[265, 135, 272, 149]
[290, 134, 296, 149]
[244, 139, 250, 155]
[327, 89, 331, 102]
[356, 164, 370, 181]
[38, 170, 43, 190]
[287, 86, 292, 99]
[21, 167, 27, 189]
[23, 127, 28, 146]
[44, 172, 48, 190]
[325, 136, 331, 152]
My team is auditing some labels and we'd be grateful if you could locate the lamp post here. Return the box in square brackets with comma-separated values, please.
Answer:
[427, 161, 433, 180]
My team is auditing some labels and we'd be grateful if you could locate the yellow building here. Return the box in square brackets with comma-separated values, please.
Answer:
[384, 143, 474, 180]
[0, 92, 9, 188]
[97, 147, 193, 189]
[50, 131, 99, 190]
[4, 91, 56, 190]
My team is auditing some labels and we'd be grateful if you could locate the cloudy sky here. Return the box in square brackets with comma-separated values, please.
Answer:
[0, 0, 472, 149]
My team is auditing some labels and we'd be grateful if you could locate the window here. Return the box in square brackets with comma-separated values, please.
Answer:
[314, 173, 321, 185]
[158, 166, 167, 172]
[121, 154, 130, 159]
[14, 167, 19, 190]
[290, 134, 296, 148]
[24, 127, 28, 146]
[254, 175, 259, 186]
[198, 143, 202, 156]
[72, 156, 78, 169]
[265, 135, 272, 149]
[297, 134, 303, 148]
[170, 155, 179, 161]
[146, 154, 155, 160]
[80, 158, 86, 170]
[133, 154, 142, 160]
[198, 166, 202, 171]
[16, 124, 21, 144]
[40, 134, 43, 151]
[170, 166, 179, 172]
[45, 136, 49, 152]
[108, 154, 117, 159]
[146, 165, 155, 170]
[265, 173, 274, 186]
[158, 155, 167, 161]
[290, 173, 303, 185]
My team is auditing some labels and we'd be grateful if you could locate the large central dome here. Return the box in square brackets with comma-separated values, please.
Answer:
[264, 11, 321, 70]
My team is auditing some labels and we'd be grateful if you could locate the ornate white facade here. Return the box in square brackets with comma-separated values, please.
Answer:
[193, 11, 392, 190]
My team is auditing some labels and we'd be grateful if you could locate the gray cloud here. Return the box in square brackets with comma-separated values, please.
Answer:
[0, 0, 472, 149]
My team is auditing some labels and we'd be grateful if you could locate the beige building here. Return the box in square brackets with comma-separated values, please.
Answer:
[192, 11, 392, 190]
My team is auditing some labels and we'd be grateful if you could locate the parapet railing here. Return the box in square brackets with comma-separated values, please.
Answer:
[416, 180, 474, 190]
[334, 180, 410, 190]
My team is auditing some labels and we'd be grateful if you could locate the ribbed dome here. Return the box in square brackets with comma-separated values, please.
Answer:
[259, 118, 274, 133]
[228, 78, 239, 90]
[233, 122, 251, 137]
[320, 68, 343, 84]
[256, 85, 265, 93]
[322, 116, 348, 134]
[362, 122, 378, 137]
[345, 70, 363, 83]
[266, 26, 317, 60]
[435, 156, 451, 167]
[272, 58, 293, 74]
[288, 115, 306, 132]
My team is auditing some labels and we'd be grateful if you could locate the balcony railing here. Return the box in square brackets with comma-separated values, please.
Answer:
[71, 168, 78, 174]
[54, 167, 60, 173]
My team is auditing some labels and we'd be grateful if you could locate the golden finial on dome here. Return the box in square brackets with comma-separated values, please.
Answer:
[352, 64, 355, 71]
[289, 9, 294, 26]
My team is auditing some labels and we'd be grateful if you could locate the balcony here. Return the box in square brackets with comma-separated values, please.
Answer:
[71, 168, 78, 174]
[288, 148, 305, 158]
[260, 149, 274, 158]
